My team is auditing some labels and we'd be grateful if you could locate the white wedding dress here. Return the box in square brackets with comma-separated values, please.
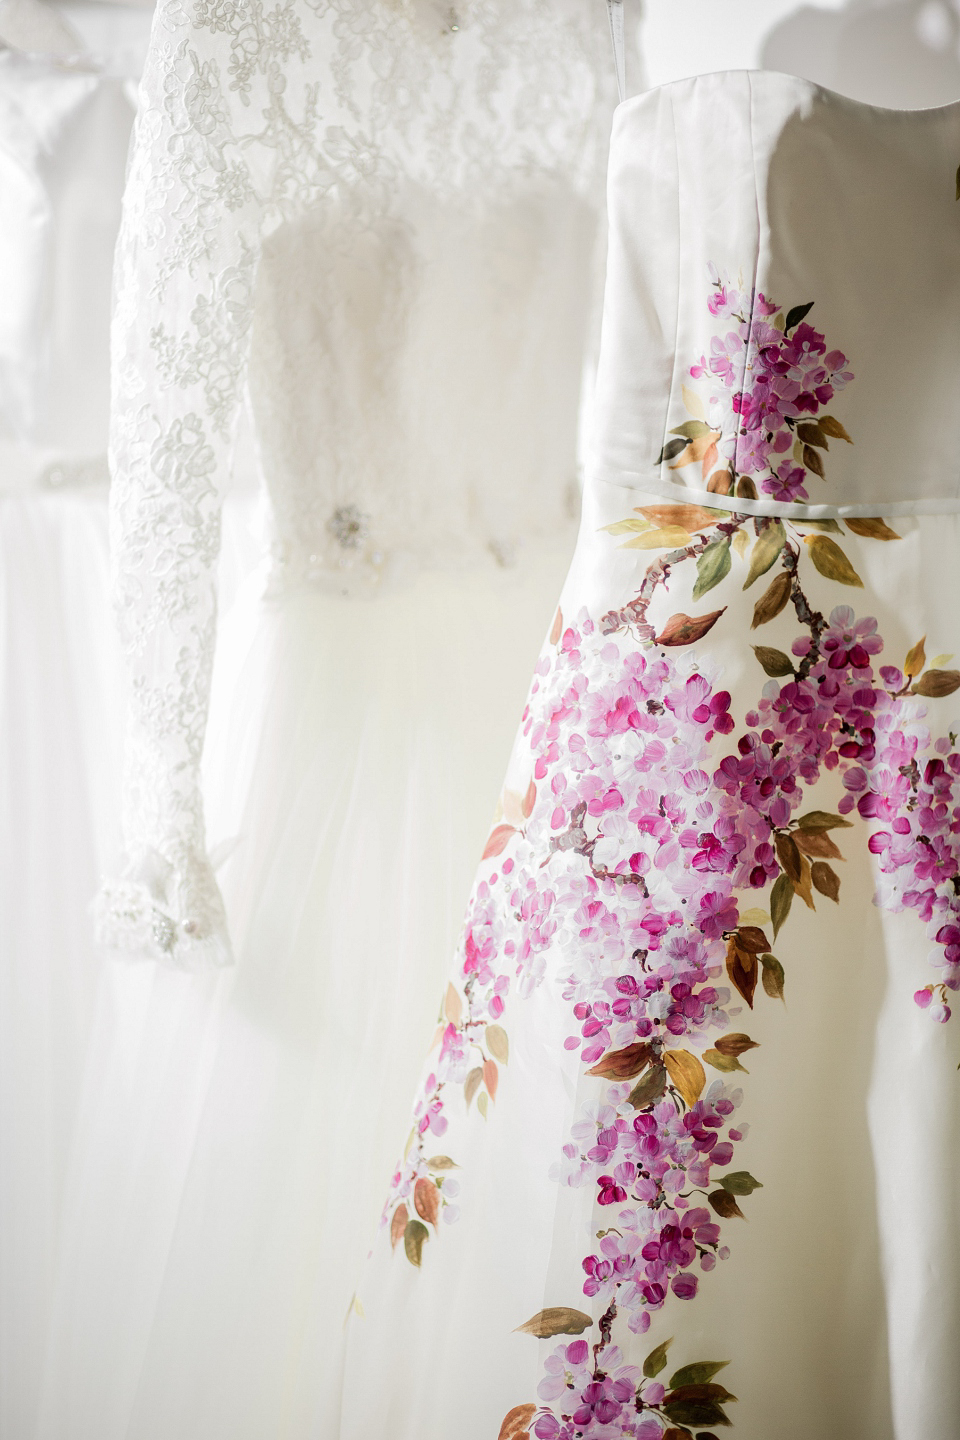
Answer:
[0, 38, 136, 1438]
[38, 5, 615, 1438]
[341, 68, 960, 1440]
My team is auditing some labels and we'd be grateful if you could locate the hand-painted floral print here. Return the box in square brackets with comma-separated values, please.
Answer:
[674, 266, 854, 504]
[378, 277, 960, 1439]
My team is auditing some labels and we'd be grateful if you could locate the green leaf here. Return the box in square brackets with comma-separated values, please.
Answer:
[515, 1307, 593, 1338]
[743, 520, 785, 589]
[643, 1336, 674, 1378]
[784, 301, 814, 333]
[621, 526, 694, 550]
[770, 873, 793, 939]
[702, 1048, 748, 1074]
[668, 1362, 730, 1390]
[720, 1170, 764, 1196]
[794, 810, 853, 831]
[692, 535, 732, 600]
[752, 645, 794, 678]
[485, 1024, 509, 1065]
[601, 517, 652, 536]
[796, 421, 829, 450]
[477, 1091, 489, 1119]
[627, 1063, 668, 1110]
[656, 437, 690, 465]
[804, 534, 863, 587]
[403, 1218, 429, 1267]
[669, 420, 713, 440]
[666, 1384, 738, 1406]
[663, 1398, 732, 1427]
[760, 953, 786, 1002]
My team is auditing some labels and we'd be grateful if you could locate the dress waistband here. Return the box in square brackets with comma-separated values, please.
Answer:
[590, 465, 960, 520]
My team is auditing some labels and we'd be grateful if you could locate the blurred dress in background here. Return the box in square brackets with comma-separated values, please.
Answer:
[0, 36, 131, 1437]
[36, 5, 614, 1439]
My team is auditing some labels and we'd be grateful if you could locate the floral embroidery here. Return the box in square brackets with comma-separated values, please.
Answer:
[375, 275, 960, 1438]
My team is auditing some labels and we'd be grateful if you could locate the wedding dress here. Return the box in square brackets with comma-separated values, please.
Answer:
[340, 71, 960, 1440]
[38, 5, 613, 1438]
[0, 41, 135, 1436]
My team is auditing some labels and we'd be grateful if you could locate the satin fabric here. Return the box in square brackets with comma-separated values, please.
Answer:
[340, 74, 960, 1440]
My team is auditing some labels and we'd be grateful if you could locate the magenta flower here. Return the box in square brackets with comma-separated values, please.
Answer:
[821, 607, 883, 670]
[762, 460, 809, 503]
[696, 890, 739, 938]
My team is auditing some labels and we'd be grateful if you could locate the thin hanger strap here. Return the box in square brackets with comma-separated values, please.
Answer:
[607, 0, 626, 103]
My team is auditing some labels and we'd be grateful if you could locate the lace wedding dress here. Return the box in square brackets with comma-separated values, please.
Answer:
[38, 5, 613, 1438]
[340, 72, 960, 1440]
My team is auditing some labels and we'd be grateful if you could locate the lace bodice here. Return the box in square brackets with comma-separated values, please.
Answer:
[95, 0, 613, 967]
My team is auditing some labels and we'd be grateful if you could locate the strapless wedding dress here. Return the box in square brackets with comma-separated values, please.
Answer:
[341, 71, 960, 1440]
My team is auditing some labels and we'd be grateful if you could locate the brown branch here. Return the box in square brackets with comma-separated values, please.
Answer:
[782, 542, 826, 679]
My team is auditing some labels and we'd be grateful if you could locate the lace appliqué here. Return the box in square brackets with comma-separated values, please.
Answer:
[98, 0, 611, 968]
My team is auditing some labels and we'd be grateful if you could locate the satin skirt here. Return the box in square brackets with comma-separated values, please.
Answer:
[33, 530, 575, 1440]
[341, 476, 960, 1440]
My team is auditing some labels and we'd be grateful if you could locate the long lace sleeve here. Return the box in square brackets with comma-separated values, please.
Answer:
[94, 0, 609, 968]
[94, 1, 264, 967]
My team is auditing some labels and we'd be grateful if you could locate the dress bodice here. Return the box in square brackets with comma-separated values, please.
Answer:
[97, 0, 614, 968]
[251, 176, 598, 592]
[592, 70, 960, 518]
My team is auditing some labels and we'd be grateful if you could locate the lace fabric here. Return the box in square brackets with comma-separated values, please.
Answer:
[96, 0, 612, 967]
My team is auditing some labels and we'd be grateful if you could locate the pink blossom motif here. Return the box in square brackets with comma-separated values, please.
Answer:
[822, 606, 883, 670]
[762, 460, 809, 503]
[388, 581, 960, 1433]
[379, 280, 960, 1438]
[686, 269, 853, 501]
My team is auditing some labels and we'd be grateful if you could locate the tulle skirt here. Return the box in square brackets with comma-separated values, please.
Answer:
[0, 485, 121, 1439]
[34, 530, 575, 1440]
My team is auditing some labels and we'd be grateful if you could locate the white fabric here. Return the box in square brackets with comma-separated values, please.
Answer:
[340, 74, 960, 1440]
[0, 489, 121, 1440]
[0, 48, 134, 1436]
[0, 49, 134, 482]
[607, 0, 626, 102]
[95, 0, 612, 972]
[37, 536, 576, 1440]
[32, 5, 616, 1436]
[591, 71, 960, 514]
